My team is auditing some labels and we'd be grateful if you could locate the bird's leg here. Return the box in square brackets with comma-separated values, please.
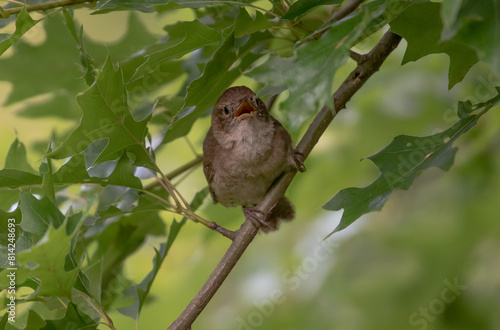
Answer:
[243, 207, 273, 230]
[293, 149, 307, 172]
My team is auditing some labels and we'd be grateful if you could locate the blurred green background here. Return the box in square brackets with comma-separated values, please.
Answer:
[1, 6, 500, 330]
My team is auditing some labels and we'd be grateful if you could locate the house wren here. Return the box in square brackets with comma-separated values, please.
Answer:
[203, 86, 305, 231]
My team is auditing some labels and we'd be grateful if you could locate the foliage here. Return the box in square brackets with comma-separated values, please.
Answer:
[0, 0, 499, 329]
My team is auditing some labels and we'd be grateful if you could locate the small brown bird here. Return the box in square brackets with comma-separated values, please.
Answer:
[203, 86, 305, 231]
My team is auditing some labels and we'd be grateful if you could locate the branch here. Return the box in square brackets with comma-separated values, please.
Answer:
[1, 0, 94, 17]
[167, 30, 402, 330]
[331, 0, 367, 21]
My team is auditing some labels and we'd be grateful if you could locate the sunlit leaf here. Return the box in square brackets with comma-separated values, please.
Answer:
[323, 89, 500, 236]
[19, 192, 64, 237]
[0, 7, 40, 55]
[0, 218, 80, 298]
[0, 169, 42, 189]
[53, 151, 142, 189]
[48, 57, 155, 170]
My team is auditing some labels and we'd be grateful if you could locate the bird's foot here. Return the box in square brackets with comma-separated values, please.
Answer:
[243, 207, 272, 230]
[293, 150, 306, 172]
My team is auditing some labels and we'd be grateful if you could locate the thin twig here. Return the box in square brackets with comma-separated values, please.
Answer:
[144, 155, 203, 191]
[331, 0, 367, 21]
[349, 50, 364, 63]
[167, 30, 402, 330]
[1, 0, 93, 15]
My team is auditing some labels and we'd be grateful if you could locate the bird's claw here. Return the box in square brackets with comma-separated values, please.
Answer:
[243, 207, 272, 229]
[293, 150, 306, 172]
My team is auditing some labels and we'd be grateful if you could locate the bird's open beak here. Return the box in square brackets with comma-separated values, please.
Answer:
[234, 98, 256, 119]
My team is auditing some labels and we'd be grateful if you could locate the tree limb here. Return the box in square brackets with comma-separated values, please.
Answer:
[167, 30, 402, 330]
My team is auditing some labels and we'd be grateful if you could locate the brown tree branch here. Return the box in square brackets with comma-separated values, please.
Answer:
[331, 0, 367, 21]
[167, 30, 402, 330]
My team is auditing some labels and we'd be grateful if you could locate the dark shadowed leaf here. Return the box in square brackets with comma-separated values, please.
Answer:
[0, 14, 85, 106]
[390, 2, 478, 88]
[446, 0, 500, 73]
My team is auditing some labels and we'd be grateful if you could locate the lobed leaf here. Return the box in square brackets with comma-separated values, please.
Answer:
[0, 14, 85, 107]
[390, 2, 479, 88]
[249, 13, 363, 132]
[0, 216, 81, 298]
[4, 138, 36, 174]
[53, 151, 142, 189]
[130, 20, 222, 81]
[162, 27, 270, 143]
[0, 7, 40, 55]
[48, 57, 155, 170]
[323, 89, 500, 236]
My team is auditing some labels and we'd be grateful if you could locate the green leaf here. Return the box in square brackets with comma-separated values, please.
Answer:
[249, 15, 362, 131]
[0, 218, 80, 298]
[447, 0, 500, 73]
[0, 169, 42, 189]
[131, 20, 222, 81]
[390, 2, 479, 88]
[162, 30, 268, 143]
[0, 7, 40, 55]
[52, 151, 142, 189]
[281, 0, 343, 21]
[49, 57, 155, 170]
[0, 14, 85, 106]
[118, 187, 208, 319]
[5, 138, 36, 174]
[0, 208, 21, 249]
[440, 0, 463, 38]
[62, 9, 95, 86]
[19, 192, 64, 237]
[41, 303, 95, 329]
[323, 89, 500, 236]
[25, 310, 47, 329]
[234, 8, 271, 37]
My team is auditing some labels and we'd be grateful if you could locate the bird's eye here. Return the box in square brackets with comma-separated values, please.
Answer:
[223, 106, 229, 116]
